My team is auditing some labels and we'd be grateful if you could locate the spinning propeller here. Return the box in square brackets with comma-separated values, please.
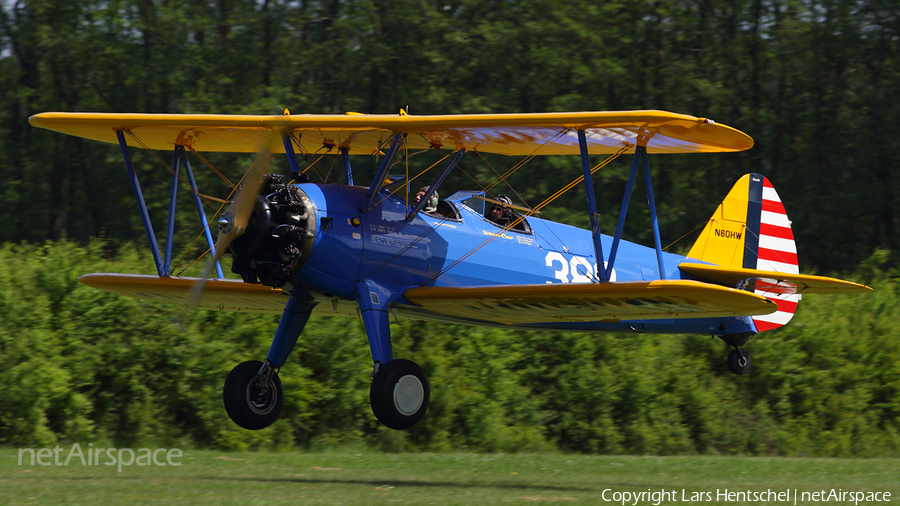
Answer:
[214, 149, 271, 261]
[191, 144, 273, 300]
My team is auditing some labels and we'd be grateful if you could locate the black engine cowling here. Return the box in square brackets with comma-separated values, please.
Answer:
[228, 174, 316, 288]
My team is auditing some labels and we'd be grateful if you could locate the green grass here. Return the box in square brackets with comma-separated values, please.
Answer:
[1, 448, 897, 505]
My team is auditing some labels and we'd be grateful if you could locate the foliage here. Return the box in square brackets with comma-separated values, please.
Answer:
[0, 241, 897, 457]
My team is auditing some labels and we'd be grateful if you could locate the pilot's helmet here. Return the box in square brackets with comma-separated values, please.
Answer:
[418, 186, 438, 209]
[496, 194, 513, 216]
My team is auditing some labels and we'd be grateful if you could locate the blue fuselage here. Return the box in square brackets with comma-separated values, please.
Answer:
[289, 183, 755, 336]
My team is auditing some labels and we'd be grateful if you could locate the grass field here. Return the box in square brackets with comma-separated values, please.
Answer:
[1, 448, 898, 505]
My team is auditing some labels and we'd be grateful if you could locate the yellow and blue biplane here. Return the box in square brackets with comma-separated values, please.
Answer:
[29, 110, 871, 431]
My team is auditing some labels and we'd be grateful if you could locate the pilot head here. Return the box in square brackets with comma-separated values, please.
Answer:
[491, 194, 513, 223]
[416, 186, 439, 211]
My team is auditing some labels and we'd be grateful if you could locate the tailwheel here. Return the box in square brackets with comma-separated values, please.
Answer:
[223, 360, 283, 430]
[727, 348, 752, 375]
[369, 359, 430, 430]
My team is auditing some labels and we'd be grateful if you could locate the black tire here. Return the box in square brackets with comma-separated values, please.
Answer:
[369, 359, 430, 430]
[223, 360, 283, 430]
[727, 348, 752, 375]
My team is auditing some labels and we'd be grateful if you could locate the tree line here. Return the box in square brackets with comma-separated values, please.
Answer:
[1, 0, 899, 273]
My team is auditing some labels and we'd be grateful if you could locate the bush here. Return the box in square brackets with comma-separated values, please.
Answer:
[1, 241, 897, 456]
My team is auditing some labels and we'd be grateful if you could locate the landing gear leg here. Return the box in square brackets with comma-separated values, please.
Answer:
[727, 347, 752, 375]
[356, 280, 430, 430]
[223, 295, 314, 430]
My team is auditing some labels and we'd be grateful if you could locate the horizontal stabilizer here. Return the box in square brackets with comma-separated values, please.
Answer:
[77, 273, 356, 316]
[403, 280, 777, 325]
[678, 263, 873, 295]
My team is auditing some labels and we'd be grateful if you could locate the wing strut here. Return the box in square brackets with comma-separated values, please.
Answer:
[178, 146, 224, 279]
[117, 130, 164, 276]
[341, 147, 354, 185]
[164, 147, 180, 275]
[406, 149, 466, 220]
[577, 134, 667, 282]
[577, 130, 608, 282]
[362, 133, 406, 213]
[280, 132, 303, 176]
[641, 146, 666, 279]
[605, 147, 639, 279]
[604, 146, 666, 280]
[116, 132, 224, 278]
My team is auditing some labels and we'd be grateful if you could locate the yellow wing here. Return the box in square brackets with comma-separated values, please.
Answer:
[77, 273, 358, 316]
[678, 263, 873, 295]
[29, 110, 752, 156]
[80, 273, 781, 324]
[402, 280, 776, 325]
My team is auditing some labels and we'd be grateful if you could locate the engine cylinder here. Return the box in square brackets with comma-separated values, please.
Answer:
[229, 174, 316, 288]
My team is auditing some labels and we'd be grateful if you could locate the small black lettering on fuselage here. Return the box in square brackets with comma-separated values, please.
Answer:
[714, 229, 742, 240]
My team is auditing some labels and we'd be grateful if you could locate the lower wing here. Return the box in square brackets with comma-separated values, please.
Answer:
[402, 280, 777, 325]
[77, 273, 357, 316]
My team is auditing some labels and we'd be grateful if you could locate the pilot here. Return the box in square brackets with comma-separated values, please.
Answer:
[488, 194, 514, 226]
[415, 186, 444, 217]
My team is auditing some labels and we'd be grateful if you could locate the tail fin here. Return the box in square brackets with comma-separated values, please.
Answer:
[687, 173, 800, 332]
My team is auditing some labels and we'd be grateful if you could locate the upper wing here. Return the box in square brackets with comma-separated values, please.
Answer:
[678, 263, 873, 295]
[29, 110, 752, 156]
[402, 279, 776, 325]
[77, 273, 358, 316]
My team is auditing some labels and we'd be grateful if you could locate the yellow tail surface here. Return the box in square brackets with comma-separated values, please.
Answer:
[688, 174, 755, 268]
[688, 173, 800, 332]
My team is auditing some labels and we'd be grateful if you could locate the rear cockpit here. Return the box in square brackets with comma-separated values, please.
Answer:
[445, 190, 532, 234]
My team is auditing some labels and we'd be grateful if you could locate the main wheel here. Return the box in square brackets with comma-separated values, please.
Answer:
[369, 359, 430, 430]
[223, 360, 283, 430]
[727, 348, 752, 375]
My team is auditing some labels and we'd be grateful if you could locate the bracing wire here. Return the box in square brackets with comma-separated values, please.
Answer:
[481, 129, 570, 194]
[126, 132, 222, 211]
[186, 146, 235, 189]
[123, 132, 235, 275]
[173, 149, 274, 274]
[391, 309, 421, 364]
[663, 220, 709, 252]
[421, 144, 629, 286]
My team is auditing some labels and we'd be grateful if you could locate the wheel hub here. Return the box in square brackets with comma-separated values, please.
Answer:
[246, 376, 278, 415]
[393, 374, 424, 416]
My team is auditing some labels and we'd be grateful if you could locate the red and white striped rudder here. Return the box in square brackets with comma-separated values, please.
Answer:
[751, 176, 800, 332]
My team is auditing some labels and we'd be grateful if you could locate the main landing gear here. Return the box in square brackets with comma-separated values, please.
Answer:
[222, 287, 431, 432]
[357, 280, 430, 430]
[223, 360, 283, 430]
[223, 296, 312, 431]
[370, 359, 430, 430]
